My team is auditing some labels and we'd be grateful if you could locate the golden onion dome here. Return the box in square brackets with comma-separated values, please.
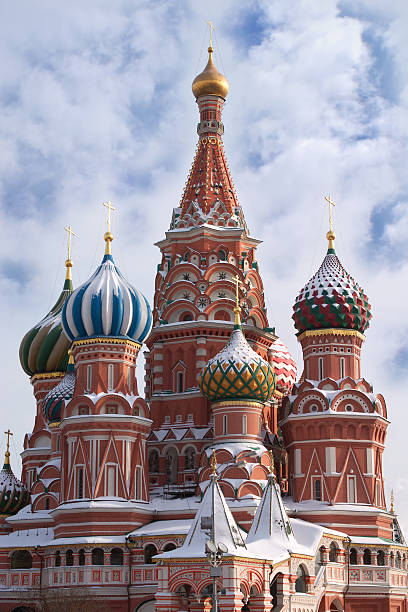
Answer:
[192, 46, 229, 99]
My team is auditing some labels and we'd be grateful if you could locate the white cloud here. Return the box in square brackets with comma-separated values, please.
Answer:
[1, 0, 407, 534]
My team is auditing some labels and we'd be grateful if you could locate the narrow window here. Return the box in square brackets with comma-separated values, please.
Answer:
[135, 468, 140, 500]
[78, 549, 85, 566]
[318, 358, 324, 380]
[45, 497, 50, 510]
[349, 548, 357, 564]
[222, 414, 228, 435]
[108, 364, 114, 391]
[86, 365, 92, 392]
[106, 465, 116, 497]
[77, 467, 84, 499]
[314, 478, 322, 501]
[242, 414, 247, 435]
[340, 357, 345, 378]
[176, 371, 184, 393]
[375, 480, 381, 506]
[347, 475, 356, 503]
[127, 366, 131, 390]
[56, 435, 60, 451]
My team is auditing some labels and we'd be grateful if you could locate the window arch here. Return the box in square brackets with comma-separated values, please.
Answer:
[92, 548, 104, 565]
[218, 250, 227, 261]
[108, 364, 114, 391]
[318, 357, 324, 380]
[313, 478, 322, 501]
[78, 549, 85, 566]
[65, 550, 74, 566]
[363, 549, 371, 565]
[10, 550, 32, 569]
[181, 312, 193, 322]
[55, 551, 61, 567]
[148, 449, 159, 473]
[329, 542, 337, 562]
[396, 552, 401, 568]
[349, 548, 357, 565]
[176, 371, 184, 393]
[144, 544, 157, 564]
[184, 447, 196, 471]
[377, 550, 385, 566]
[110, 548, 123, 565]
[295, 564, 307, 593]
[163, 543, 176, 552]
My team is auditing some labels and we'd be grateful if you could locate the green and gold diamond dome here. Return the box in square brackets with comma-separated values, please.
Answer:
[198, 325, 275, 403]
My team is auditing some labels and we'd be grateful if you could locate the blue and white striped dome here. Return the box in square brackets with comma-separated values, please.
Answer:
[62, 252, 152, 344]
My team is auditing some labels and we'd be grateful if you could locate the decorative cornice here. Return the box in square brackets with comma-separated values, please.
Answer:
[297, 328, 365, 342]
[211, 400, 264, 408]
[73, 337, 141, 349]
[31, 372, 64, 382]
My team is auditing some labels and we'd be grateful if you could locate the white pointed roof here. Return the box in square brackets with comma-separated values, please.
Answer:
[246, 473, 298, 562]
[156, 474, 247, 559]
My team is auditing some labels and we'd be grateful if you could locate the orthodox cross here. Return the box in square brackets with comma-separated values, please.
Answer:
[207, 21, 215, 47]
[4, 429, 12, 464]
[325, 195, 336, 233]
[233, 274, 243, 309]
[268, 449, 275, 474]
[64, 225, 77, 260]
[210, 449, 217, 474]
[391, 489, 395, 513]
[103, 201, 116, 233]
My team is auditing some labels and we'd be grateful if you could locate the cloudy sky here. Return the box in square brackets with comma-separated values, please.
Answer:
[1, 1, 407, 532]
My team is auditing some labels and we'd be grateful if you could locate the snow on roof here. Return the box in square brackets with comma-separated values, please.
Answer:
[40, 458, 61, 471]
[286, 499, 387, 514]
[156, 475, 247, 560]
[204, 442, 267, 459]
[129, 519, 192, 537]
[0, 527, 53, 549]
[51, 535, 125, 546]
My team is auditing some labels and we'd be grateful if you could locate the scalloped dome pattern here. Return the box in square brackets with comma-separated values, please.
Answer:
[198, 327, 275, 403]
[271, 338, 297, 394]
[42, 362, 75, 424]
[293, 251, 372, 334]
[0, 463, 30, 516]
[62, 254, 152, 344]
[19, 278, 73, 377]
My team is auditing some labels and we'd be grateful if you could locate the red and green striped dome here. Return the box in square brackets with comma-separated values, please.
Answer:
[19, 276, 73, 377]
[293, 248, 372, 335]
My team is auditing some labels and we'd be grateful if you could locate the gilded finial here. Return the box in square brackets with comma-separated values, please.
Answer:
[391, 489, 395, 514]
[103, 201, 116, 255]
[268, 450, 275, 475]
[233, 274, 242, 328]
[324, 195, 336, 251]
[4, 429, 13, 467]
[68, 349, 74, 365]
[64, 225, 77, 280]
[207, 21, 215, 49]
[210, 449, 217, 475]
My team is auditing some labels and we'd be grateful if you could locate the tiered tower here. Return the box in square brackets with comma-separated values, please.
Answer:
[49, 218, 154, 538]
[19, 239, 74, 490]
[145, 45, 296, 491]
[281, 201, 391, 537]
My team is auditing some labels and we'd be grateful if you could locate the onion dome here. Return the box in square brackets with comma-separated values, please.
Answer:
[270, 338, 297, 394]
[42, 350, 76, 425]
[0, 435, 30, 516]
[293, 228, 372, 335]
[192, 46, 229, 99]
[198, 303, 275, 403]
[62, 230, 152, 345]
[19, 261, 74, 377]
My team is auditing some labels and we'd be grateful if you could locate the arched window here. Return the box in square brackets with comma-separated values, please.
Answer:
[65, 550, 74, 566]
[363, 549, 371, 565]
[86, 364, 92, 392]
[165, 448, 178, 484]
[318, 357, 324, 380]
[45, 497, 50, 510]
[163, 543, 176, 552]
[295, 564, 307, 593]
[55, 551, 61, 567]
[223, 414, 228, 435]
[218, 250, 227, 261]
[78, 549, 85, 566]
[315, 546, 325, 575]
[92, 548, 104, 565]
[242, 414, 247, 435]
[349, 548, 357, 565]
[314, 478, 322, 501]
[148, 449, 159, 473]
[176, 371, 184, 393]
[110, 548, 123, 566]
[396, 552, 401, 568]
[329, 542, 337, 562]
[10, 550, 32, 569]
[340, 357, 345, 378]
[144, 544, 157, 564]
[181, 312, 193, 322]
[184, 448, 195, 471]
[377, 550, 385, 566]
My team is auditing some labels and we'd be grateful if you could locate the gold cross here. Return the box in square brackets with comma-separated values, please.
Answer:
[233, 274, 244, 309]
[4, 429, 12, 464]
[210, 449, 217, 474]
[103, 201, 116, 233]
[64, 225, 77, 260]
[207, 21, 215, 47]
[325, 195, 336, 233]
[268, 450, 275, 475]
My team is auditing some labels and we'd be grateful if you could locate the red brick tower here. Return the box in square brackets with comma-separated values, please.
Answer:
[145, 46, 296, 493]
[281, 204, 391, 537]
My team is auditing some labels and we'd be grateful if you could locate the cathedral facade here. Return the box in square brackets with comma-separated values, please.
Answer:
[0, 42, 406, 612]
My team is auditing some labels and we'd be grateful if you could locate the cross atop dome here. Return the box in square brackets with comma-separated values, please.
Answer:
[324, 194, 336, 252]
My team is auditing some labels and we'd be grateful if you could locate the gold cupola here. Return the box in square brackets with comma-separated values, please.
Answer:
[192, 46, 229, 100]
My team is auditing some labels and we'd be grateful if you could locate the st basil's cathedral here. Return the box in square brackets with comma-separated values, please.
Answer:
[0, 39, 406, 612]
